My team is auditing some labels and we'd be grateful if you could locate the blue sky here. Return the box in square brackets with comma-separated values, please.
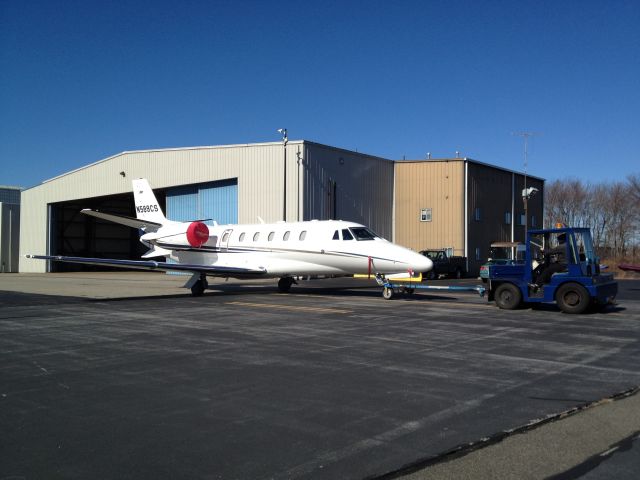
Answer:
[1, 0, 639, 188]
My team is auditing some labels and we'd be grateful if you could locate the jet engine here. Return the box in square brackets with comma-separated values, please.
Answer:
[186, 221, 210, 247]
[140, 221, 211, 249]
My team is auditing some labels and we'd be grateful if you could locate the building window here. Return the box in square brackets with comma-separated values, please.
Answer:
[475, 247, 481, 261]
[475, 207, 482, 221]
[420, 208, 432, 222]
[518, 214, 526, 226]
[505, 212, 511, 225]
[531, 215, 536, 228]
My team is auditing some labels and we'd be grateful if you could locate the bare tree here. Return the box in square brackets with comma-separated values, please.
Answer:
[544, 175, 640, 260]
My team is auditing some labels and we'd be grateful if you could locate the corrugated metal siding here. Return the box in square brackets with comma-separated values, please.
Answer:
[19, 142, 299, 272]
[166, 180, 238, 225]
[0, 203, 20, 272]
[465, 163, 544, 275]
[302, 143, 394, 240]
[394, 161, 465, 252]
[466, 162, 513, 274]
[0, 188, 21, 204]
[166, 187, 198, 222]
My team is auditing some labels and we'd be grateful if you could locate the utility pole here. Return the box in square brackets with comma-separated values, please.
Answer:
[513, 132, 539, 239]
[277, 128, 288, 221]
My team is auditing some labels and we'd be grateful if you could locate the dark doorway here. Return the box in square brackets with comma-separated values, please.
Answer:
[49, 191, 166, 272]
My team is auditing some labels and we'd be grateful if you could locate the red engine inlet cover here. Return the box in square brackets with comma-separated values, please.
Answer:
[186, 222, 210, 247]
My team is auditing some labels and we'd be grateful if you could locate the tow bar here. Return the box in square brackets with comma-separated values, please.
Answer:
[375, 274, 486, 300]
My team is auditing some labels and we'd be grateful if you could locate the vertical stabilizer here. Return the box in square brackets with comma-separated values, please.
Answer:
[132, 178, 167, 224]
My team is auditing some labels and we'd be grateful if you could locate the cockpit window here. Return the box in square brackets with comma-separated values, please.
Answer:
[349, 227, 376, 241]
[342, 229, 353, 240]
[332, 230, 339, 240]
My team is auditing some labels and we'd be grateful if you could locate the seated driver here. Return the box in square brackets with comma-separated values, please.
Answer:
[534, 233, 568, 287]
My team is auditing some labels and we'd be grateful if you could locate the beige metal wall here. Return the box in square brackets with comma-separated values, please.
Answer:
[303, 143, 395, 239]
[394, 161, 465, 252]
[20, 142, 304, 272]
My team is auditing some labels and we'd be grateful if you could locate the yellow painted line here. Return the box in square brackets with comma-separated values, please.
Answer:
[225, 301, 352, 314]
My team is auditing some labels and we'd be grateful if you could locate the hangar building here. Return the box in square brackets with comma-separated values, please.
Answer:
[18, 141, 543, 275]
[19, 141, 394, 273]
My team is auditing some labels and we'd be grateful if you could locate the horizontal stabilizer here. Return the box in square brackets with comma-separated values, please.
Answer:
[81, 209, 163, 231]
[141, 246, 172, 258]
[25, 254, 267, 277]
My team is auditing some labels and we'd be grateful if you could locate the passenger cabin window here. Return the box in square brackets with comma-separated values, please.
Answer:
[283, 231, 290, 241]
[350, 227, 376, 241]
[253, 232, 260, 241]
[342, 229, 353, 240]
[299, 231, 307, 241]
[222, 232, 230, 242]
[268, 232, 275, 241]
[239, 232, 246, 242]
[332, 230, 339, 240]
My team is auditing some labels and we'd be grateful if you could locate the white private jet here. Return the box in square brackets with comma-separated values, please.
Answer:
[27, 179, 433, 296]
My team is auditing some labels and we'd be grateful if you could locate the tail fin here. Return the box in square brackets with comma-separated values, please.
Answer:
[132, 178, 167, 225]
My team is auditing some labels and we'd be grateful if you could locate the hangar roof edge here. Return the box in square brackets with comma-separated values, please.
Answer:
[32, 141, 307, 189]
[28, 140, 392, 190]
[395, 158, 545, 182]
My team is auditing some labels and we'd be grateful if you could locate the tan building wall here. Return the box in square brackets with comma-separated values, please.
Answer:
[395, 159, 544, 276]
[394, 160, 465, 253]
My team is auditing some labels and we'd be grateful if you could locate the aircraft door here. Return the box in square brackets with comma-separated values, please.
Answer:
[220, 229, 233, 252]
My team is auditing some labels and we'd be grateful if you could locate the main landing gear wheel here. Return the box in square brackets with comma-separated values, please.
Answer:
[191, 277, 208, 297]
[383, 287, 394, 300]
[495, 283, 521, 310]
[556, 282, 590, 314]
[278, 277, 296, 293]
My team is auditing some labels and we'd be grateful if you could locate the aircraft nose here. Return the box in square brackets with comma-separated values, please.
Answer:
[411, 251, 433, 273]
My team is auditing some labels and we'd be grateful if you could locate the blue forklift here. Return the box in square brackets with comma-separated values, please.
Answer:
[487, 226, 617, 314]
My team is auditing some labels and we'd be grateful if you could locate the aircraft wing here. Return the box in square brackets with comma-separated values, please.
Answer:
[25, 255, 267, 276]
[81, 209, 163, 231]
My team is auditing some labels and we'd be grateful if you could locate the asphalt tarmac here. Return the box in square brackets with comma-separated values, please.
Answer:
[1, 273, 639, 479]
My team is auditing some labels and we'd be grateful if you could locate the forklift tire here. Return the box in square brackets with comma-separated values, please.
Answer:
[495, 283, 522, 310]
[555, 283, 590, 314]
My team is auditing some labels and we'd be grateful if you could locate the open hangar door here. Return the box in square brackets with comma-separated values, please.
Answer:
[48, 190, 167, 272]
